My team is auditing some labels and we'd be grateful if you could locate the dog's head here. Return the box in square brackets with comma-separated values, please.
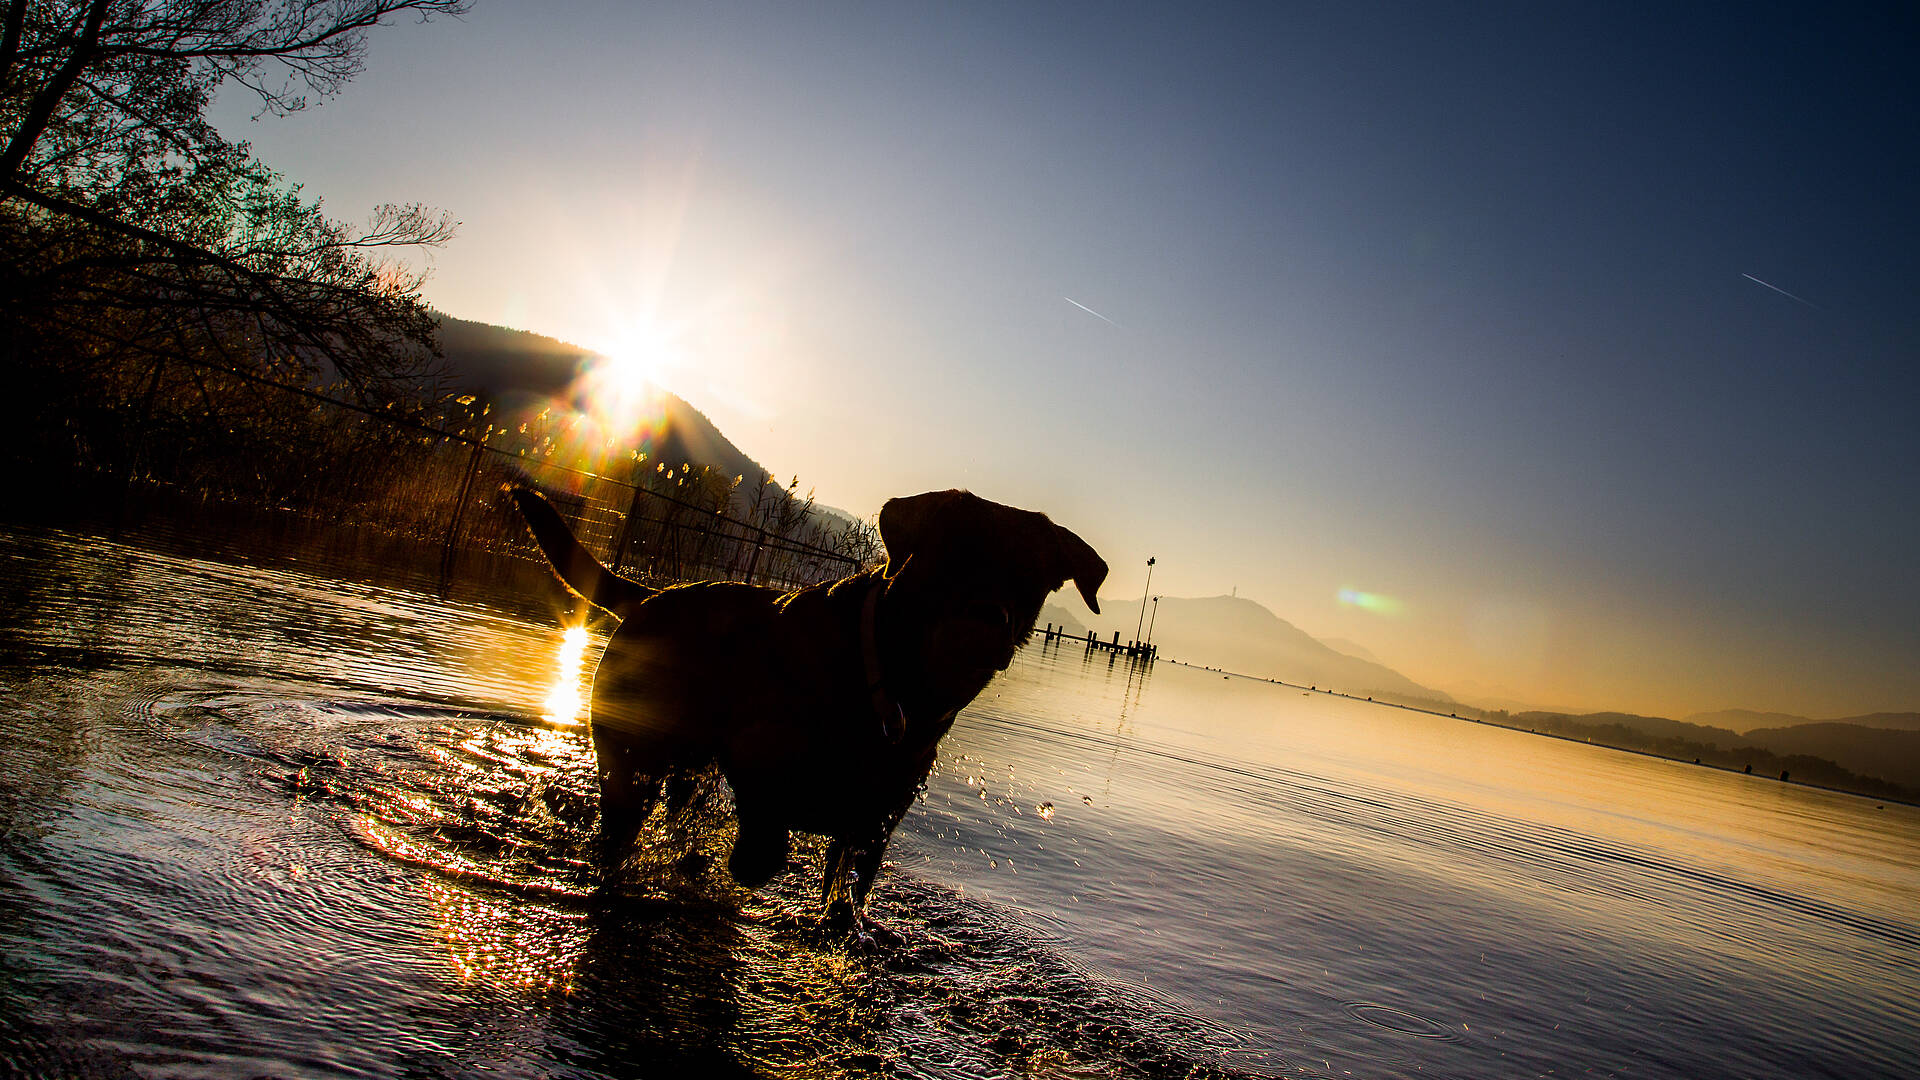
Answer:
[877, 490, 1107, 702]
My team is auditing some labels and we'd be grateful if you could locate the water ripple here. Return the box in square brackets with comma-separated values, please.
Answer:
[1341, 1001, 1458, 1041]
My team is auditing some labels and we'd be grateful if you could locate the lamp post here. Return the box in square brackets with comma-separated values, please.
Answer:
[1147, 595, 1160, 646]
[1135, 556, 1155, 643]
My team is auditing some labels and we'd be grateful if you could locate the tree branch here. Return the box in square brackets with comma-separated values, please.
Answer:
[0, 0, 113, 183]
[0, 0, 27, 95]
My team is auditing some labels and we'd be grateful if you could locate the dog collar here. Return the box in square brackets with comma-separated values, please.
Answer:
[861, 577, 907, 743]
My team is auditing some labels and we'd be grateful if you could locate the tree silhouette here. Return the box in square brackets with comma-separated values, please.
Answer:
[1, 0, 467, 416]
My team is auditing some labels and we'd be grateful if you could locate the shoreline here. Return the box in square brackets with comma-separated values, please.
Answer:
[1159, 658, 1919, 810]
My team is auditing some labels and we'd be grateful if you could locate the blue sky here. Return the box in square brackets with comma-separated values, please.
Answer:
[214, 2, 1919, 717]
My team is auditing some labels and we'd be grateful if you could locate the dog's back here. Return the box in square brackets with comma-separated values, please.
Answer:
[585, 579, 791, 740]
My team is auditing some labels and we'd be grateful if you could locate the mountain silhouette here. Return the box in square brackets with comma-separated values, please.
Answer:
[1683, 708, 1920, 734]
[1046, 592, 1448, 704]
[1502, 708, 1920, 795]
[1740, 723, 1920, 790]
[435, 312, 780, 493]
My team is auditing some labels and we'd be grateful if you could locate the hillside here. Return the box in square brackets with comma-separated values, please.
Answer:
[1742, 723, 1920, 790]
[1048, 592, 1447, 704]
[1503, 710, 1917, 800]
[434, 313, 591, 398]
[1038, 602, 1090, 638]
[1320, 637, 1381, 664]
[436, 314, 778, 493]
[433, 313, 862, 535]
[1561, 712, 1741, 746]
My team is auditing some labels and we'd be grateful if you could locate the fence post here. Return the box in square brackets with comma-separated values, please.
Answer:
[743, 528, 766, 585]
[438, 436, 487, 596]
[611, 482, 647, 575]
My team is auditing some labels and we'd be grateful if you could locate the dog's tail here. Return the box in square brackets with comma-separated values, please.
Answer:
[510, 486, 656, 614]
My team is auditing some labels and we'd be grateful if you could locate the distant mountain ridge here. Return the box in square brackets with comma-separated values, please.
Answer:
[1683, 708, 1920, 733]
[1044, 592, 1448, 706]
[1740, 723, 1920, 790]
[1499, 709, 1920, 798]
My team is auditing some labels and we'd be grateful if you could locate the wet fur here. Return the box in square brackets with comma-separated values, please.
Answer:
[512, 486, 1106, 926]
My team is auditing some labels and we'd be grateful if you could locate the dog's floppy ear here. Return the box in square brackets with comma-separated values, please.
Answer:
[1050, 524, 1107, 614]
[879, 489, 966, 578]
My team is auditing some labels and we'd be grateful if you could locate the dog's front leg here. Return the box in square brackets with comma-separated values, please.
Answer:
[819, 841, 885, 936]
[819, 839, 868, 934]
[843, 840, 888, 912]
[820, 839, 852, 908]
[592, 728, 658, 857]
[820, 822, 900, 933]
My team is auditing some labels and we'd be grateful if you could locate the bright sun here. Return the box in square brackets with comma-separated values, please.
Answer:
[591, 317, 679, 402]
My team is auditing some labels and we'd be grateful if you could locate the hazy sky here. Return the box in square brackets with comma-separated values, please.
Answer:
[212, 3, 1919, 719]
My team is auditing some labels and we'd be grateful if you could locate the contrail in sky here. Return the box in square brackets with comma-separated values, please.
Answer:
[1742, 273, 1822, 310]
[1063, 296, 1119, 327]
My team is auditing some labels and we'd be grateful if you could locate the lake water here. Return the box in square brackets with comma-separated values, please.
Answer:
[2, 525, 1915, 1079]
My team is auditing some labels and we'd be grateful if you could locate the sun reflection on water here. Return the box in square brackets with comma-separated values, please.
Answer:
[422, 876, 586, 997]
[543, 624, 592, 725]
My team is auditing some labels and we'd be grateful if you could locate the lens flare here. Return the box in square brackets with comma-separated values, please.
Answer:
[587, 315, 682, 412]
[542, 624, 592, 725]
[1337, 587, 1404, 616]
[501, 317, 683, 473]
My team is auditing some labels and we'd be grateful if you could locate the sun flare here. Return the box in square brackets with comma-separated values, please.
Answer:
[587, 317, 681, 405]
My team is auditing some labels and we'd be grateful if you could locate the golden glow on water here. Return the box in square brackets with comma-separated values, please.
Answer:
[458, 724, 589, 774]
[542, 624, 592, 726]
[354, 815, 485, 879]
[422, 877, 584, 997]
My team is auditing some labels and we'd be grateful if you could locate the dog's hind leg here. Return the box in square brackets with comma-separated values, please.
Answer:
[727, 803, 792, 888]
[591, 727, 663, 858]
[661, 769, 704, 816]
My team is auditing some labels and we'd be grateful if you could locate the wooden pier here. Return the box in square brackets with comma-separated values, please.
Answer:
[1033, 623, 1158, 661]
